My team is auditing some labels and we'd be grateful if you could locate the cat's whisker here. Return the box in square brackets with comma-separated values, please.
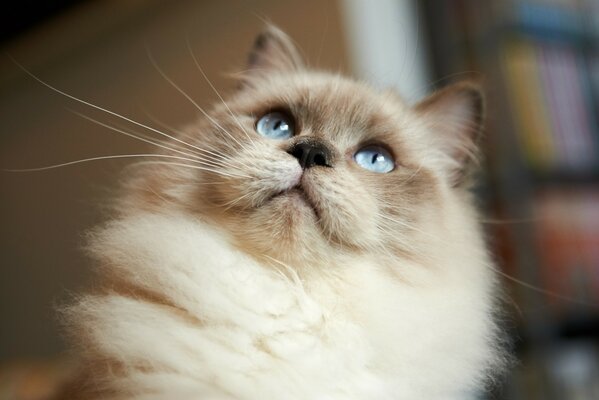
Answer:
[174, 182, 228, 189]
[375, 216, 434, 251]
[6, 153, 250, 179]
[70, 110, 212, 163]
[68, 112, 255, 176]
[479, 217, 537, 225]
[8, 56, 220, 161]
[488, 263, 599, 309]
[374, 224, 421, 254]
[379, 215, 572, 286]
[145, 46, 251, 154]
[140, 107, 183, 135]
[137, 161, 250, 179]
[219, 192, 254, 211]
[139, 108, 248, 166]
[191, 140, 255, 170]
[4, 154, 200, 172]
[134, 109, 218, 156]
[184, 138, 254, 171]
[143, 184, 175, 206]
[377, 214, 439, 240]
[186, 39, 258, 150]
[75, 112, 250, 172]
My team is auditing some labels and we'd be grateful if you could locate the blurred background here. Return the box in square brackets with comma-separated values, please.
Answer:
[0, 0, 597, 399]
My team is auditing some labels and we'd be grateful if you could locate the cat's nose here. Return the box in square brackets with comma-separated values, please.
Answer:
[287, 139, 333, 169]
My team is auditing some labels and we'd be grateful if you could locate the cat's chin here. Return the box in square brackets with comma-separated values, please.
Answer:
[270, 187, 319, 218]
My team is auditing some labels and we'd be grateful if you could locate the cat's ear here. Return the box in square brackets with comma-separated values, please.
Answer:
[415, 81, 484, 187]
[246, 25, 304, 74]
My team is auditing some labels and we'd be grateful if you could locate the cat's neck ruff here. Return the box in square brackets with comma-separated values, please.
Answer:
[71, 210, 500, 399]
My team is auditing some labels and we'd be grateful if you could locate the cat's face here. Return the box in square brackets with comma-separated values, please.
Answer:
[125, 26, 484, 266]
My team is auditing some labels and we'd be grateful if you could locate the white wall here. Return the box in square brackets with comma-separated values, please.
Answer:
[340, 0, 431, 101]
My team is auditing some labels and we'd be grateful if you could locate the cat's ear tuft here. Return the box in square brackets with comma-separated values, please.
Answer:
[415, 81, 484, 187]
[246, 25, 304, 74]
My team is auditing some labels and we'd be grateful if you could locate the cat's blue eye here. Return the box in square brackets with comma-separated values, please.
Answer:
[256, 112, 294, 139]
[354, 146, 395, 173]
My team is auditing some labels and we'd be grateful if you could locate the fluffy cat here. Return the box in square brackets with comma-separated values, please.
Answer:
[61, 26, 505, 399]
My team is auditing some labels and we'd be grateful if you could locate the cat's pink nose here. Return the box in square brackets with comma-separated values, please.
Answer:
[287, 139, 332, 169]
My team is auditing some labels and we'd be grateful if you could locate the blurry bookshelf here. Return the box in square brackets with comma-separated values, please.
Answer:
[420, 0, 599, 399]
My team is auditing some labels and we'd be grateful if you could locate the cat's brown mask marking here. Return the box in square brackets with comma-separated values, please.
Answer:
[121, 25, 484, 268]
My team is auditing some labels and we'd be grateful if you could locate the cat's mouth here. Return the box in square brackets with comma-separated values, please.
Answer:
[269, 182, 321, 219]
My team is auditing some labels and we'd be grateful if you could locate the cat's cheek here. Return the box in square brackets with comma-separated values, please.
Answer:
[202, 159, 303, 210]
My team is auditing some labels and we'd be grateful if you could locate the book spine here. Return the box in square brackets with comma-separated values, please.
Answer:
[502, 39, 556, 170]
[537, 42, 570, 169]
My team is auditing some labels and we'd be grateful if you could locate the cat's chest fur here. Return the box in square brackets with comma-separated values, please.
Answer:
[74, 211, 496, 399]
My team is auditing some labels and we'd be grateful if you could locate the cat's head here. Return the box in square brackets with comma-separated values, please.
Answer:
[124, 26, 485, 266]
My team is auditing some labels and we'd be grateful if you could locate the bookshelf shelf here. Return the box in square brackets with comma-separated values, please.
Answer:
[557, 315, 599, 339]
[530, 170, 599, 186]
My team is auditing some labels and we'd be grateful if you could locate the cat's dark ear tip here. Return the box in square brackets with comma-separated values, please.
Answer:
[247, 25, 284, 66]
[245, 24, 304, 73]
[255, 24, 288, 44]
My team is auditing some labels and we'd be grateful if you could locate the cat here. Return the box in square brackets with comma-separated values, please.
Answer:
[60, 25, 506, 399]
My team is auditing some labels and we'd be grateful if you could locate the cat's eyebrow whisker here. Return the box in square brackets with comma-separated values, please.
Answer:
[186, 39, 257, 150]
[8, 56, 221, 161]
[145, 46, 251, 154]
